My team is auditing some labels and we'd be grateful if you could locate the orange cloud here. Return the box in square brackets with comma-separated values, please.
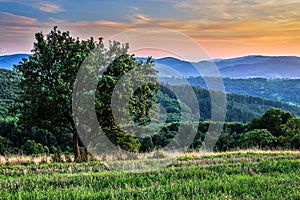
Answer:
[2, 0, 300, 59]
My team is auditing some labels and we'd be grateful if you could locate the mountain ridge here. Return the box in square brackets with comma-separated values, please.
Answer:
[0, 54, 31, 70]
[2, 54, 300, 78]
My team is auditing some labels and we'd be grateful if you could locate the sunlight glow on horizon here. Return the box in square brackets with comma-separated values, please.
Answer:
[1, 0, 300, 59]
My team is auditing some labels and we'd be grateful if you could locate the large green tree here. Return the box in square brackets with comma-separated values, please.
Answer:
[15, 27, 158, 160]
[15, 27, 97, 160]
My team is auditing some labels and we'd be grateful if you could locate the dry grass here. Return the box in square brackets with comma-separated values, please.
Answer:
[0, 155, 71, 165]
[1, 149, 299, 166]
[203, 149, 300, 157]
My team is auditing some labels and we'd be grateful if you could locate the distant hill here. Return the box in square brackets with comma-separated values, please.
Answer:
[0, 54, 30, 70]
[145, 55, 300, 79]
[216, 55, 300, 78]
[2, 54, 300, 78]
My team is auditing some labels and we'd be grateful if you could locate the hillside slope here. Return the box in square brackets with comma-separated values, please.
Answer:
[1, 65, 300, 122]
[0, 54, 30, 70]
[151, 55, 300, 78]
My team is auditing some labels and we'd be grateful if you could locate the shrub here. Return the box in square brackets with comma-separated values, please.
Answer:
[21, 140, 45, 155]
[106, 129, 140, 153]
[241, 129, 277, 149]
[140, 136, 155, 152]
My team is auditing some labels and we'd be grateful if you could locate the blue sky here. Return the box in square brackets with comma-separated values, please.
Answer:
[1, 0, 300, 59]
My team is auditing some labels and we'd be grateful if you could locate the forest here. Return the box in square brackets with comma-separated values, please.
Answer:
[0, 27, 299, 161]
[1, 68, 300, 157]
[162, 76, 300, 105]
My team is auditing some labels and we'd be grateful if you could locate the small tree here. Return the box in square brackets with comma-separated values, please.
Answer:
[291, 134, 300, 149]
[21, 140, 45, 155]
[280, 117, 300, 148]
[241, 129, 277, 149]
[139, 136, 155, 152]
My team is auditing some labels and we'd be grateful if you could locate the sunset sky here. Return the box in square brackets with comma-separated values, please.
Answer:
[1, 0, 300, 60]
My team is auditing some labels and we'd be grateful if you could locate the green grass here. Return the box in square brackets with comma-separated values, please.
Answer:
[0, 151, 299, 199]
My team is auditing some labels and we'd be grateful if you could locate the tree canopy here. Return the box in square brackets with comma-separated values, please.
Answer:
[15, 27, 159, 160]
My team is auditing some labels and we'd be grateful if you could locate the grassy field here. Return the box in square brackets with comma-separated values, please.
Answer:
[0, 151, 299, 199]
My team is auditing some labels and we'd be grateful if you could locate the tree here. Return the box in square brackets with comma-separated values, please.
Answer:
[15, 27, 159, 159]
[248, 108, 294, 137]
[241, 129, 277, 149]
[21, 140, 45, 155]
[280, 117, 300, 148]
[0, 136, 12, 155]
[139, 136, 155, 152]
[282, 117, 300, 137]
[15, 27, 97, 160]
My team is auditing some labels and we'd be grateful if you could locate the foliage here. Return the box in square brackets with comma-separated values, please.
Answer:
[0, 69, 20, 118]
[105, 129, 141, 153]
[281, 117, 300, 148]
[252, 108, 294, 136]
[94, 53, 159, 152]
[21, 140, 46, 155]
[14, 27, 158, 158]
[177, 154, 199, 161]
[139, 136, 155, 152]
[0, 136, 11, 155]
[241, 129, 277, 149]
[14, 27, 98, 160]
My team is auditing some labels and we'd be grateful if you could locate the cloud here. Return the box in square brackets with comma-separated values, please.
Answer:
[38, 8, 300, 48]
[32, 1, 65, 13]
[0, 0, 65, 13]
[0, 12, 37, 26]
[0, 12, 47, 54]
[1, 0, 300, 58]
[129, 14, 153, 25]
[129, 6, 140, 12]
[175, 0, 300, 22]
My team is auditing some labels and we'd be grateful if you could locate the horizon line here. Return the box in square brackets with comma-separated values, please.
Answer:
[1, 52, 300, 62]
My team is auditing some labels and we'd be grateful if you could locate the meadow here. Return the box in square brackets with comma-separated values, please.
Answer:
[0, 150, 299, 199]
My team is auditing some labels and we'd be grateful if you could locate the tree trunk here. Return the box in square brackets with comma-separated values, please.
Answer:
[73, 130, 80, 161]
[66, 114, 81, 162]
[84, 146, 89, 161]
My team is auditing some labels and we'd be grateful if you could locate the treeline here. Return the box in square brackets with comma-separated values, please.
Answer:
[161, 84, 300, 122]
[1, 107, 299, 155]
[0, 69, 19, 116]
[161, 76, 300, 106]
[0, 119, 72, 155]
[1, 68, 300, 155]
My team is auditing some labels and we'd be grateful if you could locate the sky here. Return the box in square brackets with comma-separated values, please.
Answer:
[1, 0, 300, 60]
